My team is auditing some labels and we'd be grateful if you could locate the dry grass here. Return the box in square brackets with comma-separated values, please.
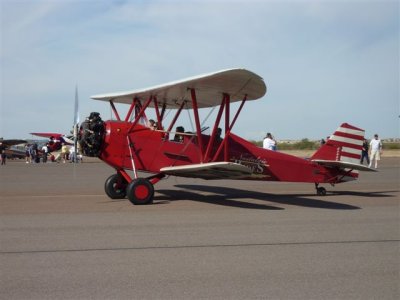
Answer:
[281, 149, 400, 158]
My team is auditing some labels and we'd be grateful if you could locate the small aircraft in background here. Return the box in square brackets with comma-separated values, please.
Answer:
[30, 86, 80, 155]
[0, 138, 27, 159]
[29, 132, 74, 152]
[78, 68, 375, 205]
[0, 138, 27, 147]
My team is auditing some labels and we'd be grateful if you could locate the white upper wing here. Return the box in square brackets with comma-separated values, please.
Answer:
[91, 68, 267, 109]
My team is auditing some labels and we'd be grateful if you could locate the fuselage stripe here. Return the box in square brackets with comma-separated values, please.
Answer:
[341, 152, 361, 160]
[336, 127, 364, 137]
[342, 147, 362, 155]
[329, 136, 363, 147]
[334, 130, 364, 141]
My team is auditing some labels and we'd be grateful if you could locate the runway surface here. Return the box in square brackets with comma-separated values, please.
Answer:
[1, 158, 399, 299]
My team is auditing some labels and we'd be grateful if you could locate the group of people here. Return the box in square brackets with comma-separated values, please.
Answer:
[25, 142, 81, 164]
[360, 134, 383, 169]
[25, 143, 41, 163]
[263, 131, 383, 169]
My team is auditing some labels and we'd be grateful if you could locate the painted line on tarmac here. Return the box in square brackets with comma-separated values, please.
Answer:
[1, 239, 399, 255]
[0, 194, 104, 199]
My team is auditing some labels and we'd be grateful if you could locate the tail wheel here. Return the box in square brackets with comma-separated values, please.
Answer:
[104, 174, 127, 199]
[317, 187, 327, 196]
[126, 178, 154, 205]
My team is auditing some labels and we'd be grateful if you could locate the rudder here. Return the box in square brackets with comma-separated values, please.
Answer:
[311, 123, 365, 164]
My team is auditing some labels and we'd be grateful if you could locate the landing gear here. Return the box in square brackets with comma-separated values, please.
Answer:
[126, 178, 154, 205]
[317, 187, 326, 196]
[104, 174, 127, 199]
[315, 183, 327, 196]
[104, 171, 158, 204]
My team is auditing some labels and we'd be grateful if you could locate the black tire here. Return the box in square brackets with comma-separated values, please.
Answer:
[104, 174, 127, 199]
[126, 178, 154, 205]
[317, 187, 327, 196]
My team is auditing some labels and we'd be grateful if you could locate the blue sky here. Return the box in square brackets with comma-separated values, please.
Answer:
[1, 0, 399, 140]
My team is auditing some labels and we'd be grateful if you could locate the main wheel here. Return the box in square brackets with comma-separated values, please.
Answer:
[104, 174, 127, 199]
[126, 178, 154, 205]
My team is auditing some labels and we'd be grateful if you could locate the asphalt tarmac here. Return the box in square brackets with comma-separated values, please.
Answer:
[1, 158, 399, 299]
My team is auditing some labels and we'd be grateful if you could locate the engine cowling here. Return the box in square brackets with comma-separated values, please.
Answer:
[78, 112, 105, 157]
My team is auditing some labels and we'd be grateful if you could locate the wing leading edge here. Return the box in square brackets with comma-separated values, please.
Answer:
[91, 68, 267, 109]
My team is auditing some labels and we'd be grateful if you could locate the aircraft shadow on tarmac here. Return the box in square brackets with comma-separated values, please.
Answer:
[328, 190, 398, 197]
[152, 185, 390, 210]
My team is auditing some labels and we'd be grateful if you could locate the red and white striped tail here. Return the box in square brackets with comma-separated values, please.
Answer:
[312, 123, 365, 164]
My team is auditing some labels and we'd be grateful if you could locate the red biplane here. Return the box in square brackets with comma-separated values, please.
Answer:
[29, 133, 74, 153]
[78, 68, 374, 205]
[30, 86, 80, 154]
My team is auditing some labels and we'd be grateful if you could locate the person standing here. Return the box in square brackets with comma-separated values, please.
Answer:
[369, 134, 382, 169]
[25, 144, 30, 163]
[360, 139, 370, 165]
[0, 142, 7, 165]
[31, 143, 38, 163]
[70, 145, 76, 163]
[42, 144, 49, 163]
[61, 143, 69, 163]
[263, 133, 277, 151]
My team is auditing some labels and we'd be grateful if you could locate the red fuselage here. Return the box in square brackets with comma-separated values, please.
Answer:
[98, 121, 353, 184]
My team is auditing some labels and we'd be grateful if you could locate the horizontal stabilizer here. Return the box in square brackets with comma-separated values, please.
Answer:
[160, 162, 253, 179]
[312, 159, 377, 172]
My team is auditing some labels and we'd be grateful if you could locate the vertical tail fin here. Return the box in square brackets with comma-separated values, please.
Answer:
[311, 123, 365, 164]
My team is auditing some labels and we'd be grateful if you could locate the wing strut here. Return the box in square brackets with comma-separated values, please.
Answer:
[124, 100, 136, 122]
[127, 135, 138, 179]
[211, 94, 247, 162]
[204, 95, 226, 162]
[128, 95, 153, 133]
[229, 94, 247, 131]
[109, 100, 121, 121]
[166, 100, 186, 133]
[190, 88, 204, 161]
[153, 96, 162, 129]
[224, 93, 230, 161]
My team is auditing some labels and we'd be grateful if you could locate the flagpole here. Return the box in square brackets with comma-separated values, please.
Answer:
[74, 85, 79, 163]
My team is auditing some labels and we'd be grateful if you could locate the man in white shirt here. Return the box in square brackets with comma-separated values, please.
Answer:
[368, 134, 382, 169]
[263, 133, 276, 151]
[70, 145, 76, 163]
[41, 144, 48, 163]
